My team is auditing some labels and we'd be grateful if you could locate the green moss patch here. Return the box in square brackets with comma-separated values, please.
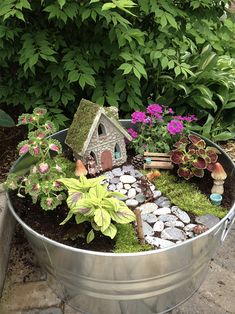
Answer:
[114, 224, 152, 253]
[153, 171, 227, 218]
[65, 99, 101, 154]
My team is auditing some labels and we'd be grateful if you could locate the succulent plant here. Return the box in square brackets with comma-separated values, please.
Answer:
[170, 134, 218, 180]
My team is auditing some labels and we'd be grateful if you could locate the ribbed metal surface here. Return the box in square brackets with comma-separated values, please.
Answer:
[6, 125, 235, 314]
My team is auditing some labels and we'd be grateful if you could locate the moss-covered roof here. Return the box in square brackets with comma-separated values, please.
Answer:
[65, 99, 132, 155]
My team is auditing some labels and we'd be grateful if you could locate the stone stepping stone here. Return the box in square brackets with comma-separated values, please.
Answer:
[158, 215, 177, 222]
[195, 214, 220, 229]
[110, 177, 120, 184]
[108, 184, 116, 191]
[120, 175, 136, 184]
[142, 221, 154, 236]
[116, 182, 123, 190]
[153, 190, 162, 199]
[123, 165, 134, 173]
[165, 220, 185, 228]
[153, 207, 171, 215]
[145, 236, 174, 249]
[171, 206, 190, 224]
[139, 203, 158, 214]
[126, 199, 139, 207]
[161, 227, 187, 241]
[112, 167, 123, 176]
[119, 189, 127, 195]
[143, 213, 158, 224]
[184, 224, 197, 232]
[124, 184, 131, 190]
[153, 221, 164, 232]
[135, 193, 146, 204]
[127, 188, 136, 199]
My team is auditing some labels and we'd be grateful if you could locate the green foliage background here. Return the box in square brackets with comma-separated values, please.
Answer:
[0, 0, 235, 139]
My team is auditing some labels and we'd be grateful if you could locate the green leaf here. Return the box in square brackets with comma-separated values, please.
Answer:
[68, 70, 80, 83]
[102, 3, 116, 11]
[58, 0, 66, 9]
[86, 229, 95, 243]
[75, 213, 89, 224]
[223, 102, 235, 109]
[0, 110, 15, 127]
[118, 63, 133, 75]
[94, 207, 111, 231]
[102, 223, 117, 239]
[213, 132, 234, 142]
[109, 205, 136, 224]
[60, 211, 74, 225]
[202, 114, 214, 139]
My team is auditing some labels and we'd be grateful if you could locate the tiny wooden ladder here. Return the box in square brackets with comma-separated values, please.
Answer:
[144, 152, 174, 170]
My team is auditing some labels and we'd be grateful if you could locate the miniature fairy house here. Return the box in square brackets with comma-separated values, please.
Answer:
[65, 99, 132, 171]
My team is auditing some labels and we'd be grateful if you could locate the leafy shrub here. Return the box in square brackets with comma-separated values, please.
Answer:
[0, 109, 15, 127]
[5, 108, 71, 210]
[58, 176, 136, 243]
[0, 1, 234, 136]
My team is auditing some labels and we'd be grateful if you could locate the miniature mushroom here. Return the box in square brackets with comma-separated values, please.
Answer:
[75, 159, 88, 177]
[211, 162, 227, 195]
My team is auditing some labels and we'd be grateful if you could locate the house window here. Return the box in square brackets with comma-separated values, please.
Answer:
[98, 123, 106, 136]
[90, 151, 97, 163]
[114, 143, 121, 160]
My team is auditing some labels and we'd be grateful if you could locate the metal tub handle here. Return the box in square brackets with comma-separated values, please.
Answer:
[221, 209, 235, 242]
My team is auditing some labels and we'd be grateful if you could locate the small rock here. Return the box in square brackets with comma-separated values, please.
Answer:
[110, 177, 120, 184]
[123, 165, 134, 173]
[150, 184, 155, 191]
[119, 189, 127, 195]
[195, 214, 220, 229]
[145, 213, 158, 224]
[116, 182, 123, 190]
[154, 207, 171, 215]
[155, 196, 169, 206]
[103, 171, 114, 179]
[161, 227, 187, 241]
[185, 231, 194, 238]
[142, 222, 154, 236]
[130, 170, 137, 177]
[184, 224, 197, 232]
[108, 184, 116, 191]
[126, 199, 139, 207]
[135, 193, 146, 204]
[145, 236, 174, 248]
[134, 171, 144, 178]
[120, 175, 136, 184]
[165, 221, 185, 228]
[171, 206, 190, 224]
[127, 188, 136, 199]
[153, 221, 164, 232]
[139, 203, 158, 214]
[112, 167, 123, 176]
[124, 184, 131, 190]
[158, 215, 178, 222]
[153, 190, 162, 199]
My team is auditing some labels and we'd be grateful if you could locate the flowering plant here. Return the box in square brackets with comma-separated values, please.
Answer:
[5, 108, 71, 210]
[128, 104, 197, 154]
[170, 135, 218, 180]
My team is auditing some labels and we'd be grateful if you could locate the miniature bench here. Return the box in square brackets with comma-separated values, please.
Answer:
[143, 152, 174, 170]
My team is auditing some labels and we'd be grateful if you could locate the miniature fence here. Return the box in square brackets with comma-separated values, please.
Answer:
[144, 152, 173, 170]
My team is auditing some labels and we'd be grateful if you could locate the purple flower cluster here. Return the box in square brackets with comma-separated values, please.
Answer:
[131, 111, 146, 124]
[167, 120, 184, 135]
[147, 104, 163, 119]
[128, 128, 138, 139]
[173, 115, 197, 122]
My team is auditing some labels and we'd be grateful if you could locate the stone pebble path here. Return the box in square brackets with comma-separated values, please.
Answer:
[104, 165, 220, 249]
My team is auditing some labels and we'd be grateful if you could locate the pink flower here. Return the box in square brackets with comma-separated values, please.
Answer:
[38, 162, 49, 174]
[147, 104, 163, 117]
[53, 181, 62, 188]
[168, 108, 174, 114]
[46, 198, 53, 207]
[49, 143, 60, 152]
[131, 111, 146, 124]
[128, 128, 138, 139]
[33, 108, 47, 116]
[33, 146, 40, 155]
[19, 144, 29, 155]
[167, 120, 184, 135]
[36, 132, 46, 139]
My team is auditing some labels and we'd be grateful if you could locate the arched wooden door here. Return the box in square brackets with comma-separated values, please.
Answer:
[101, 150, 113, 171]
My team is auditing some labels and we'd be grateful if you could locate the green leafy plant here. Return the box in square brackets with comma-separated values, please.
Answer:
[0, 0, 234, 136]
[128, 104, 197, 154]
[58, 176, 136, 243]
[170, 134, 218, 180]
[5, 107, 70, 210]
[0, 109, 15, 127]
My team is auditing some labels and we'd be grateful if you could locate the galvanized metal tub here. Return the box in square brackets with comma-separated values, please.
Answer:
[6, 124, 235, 314]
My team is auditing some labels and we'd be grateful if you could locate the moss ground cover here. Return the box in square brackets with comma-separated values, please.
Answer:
[153, 172, 227, 218]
